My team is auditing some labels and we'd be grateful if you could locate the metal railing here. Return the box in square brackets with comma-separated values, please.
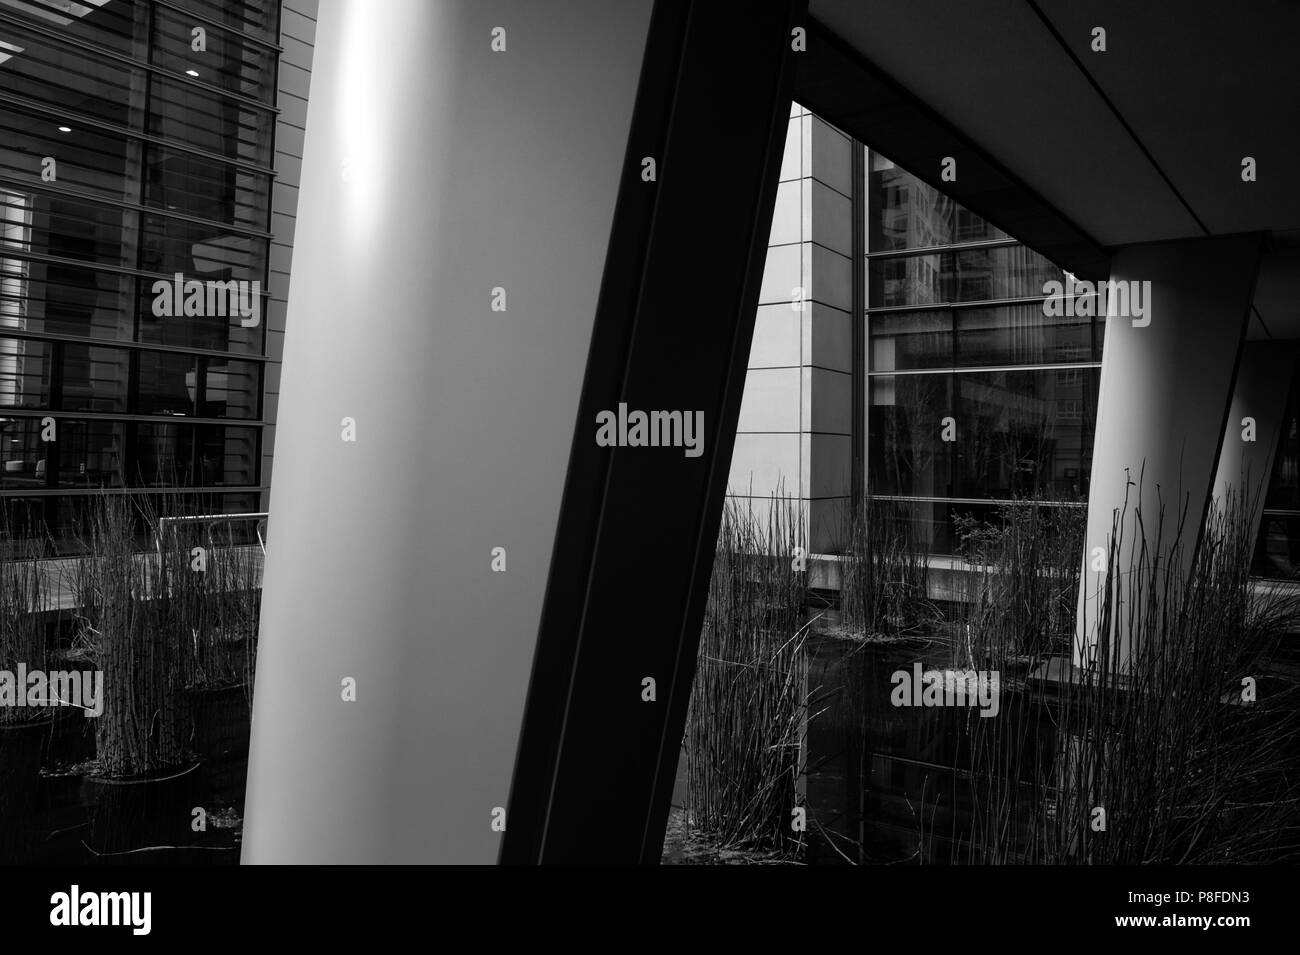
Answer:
[155, 511, 268, 557]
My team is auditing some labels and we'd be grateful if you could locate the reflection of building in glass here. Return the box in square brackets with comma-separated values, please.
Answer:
[865, 151, 1101, 554]
[1258, 380, 1300, 576]
[0, 0, 308, 540]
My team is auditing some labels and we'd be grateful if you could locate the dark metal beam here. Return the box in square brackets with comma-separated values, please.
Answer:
[502, 0, 806, 865]
[795, 17, 1111, 280]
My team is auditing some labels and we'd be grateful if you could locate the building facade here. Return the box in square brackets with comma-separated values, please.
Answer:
[0, 0, 313, 541]
[731, 107, 1297, 576]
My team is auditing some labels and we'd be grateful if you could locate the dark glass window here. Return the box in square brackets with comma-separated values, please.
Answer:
[148, 75, 275, 163]
[166, 0, 280, 45]
[0, 335, 53, 408]
[0, 0, 142, 56]
[131, 421, 256, 487]
[870, 305, 1101, 371]
[152, 6, 277, 104]
[143, 146, 272, 230]
[200, 358, 260, 418]
[54, 419, 124, 487]
[870, 311, 952, 371]
[869, 246, 1064, 308]
[0, 105, 134, 201]
[953, 369, 1097, 499]
[868, 153, 1007, 252]
[0, 22, 138, 125]
[0, 0, 274, 527]
[865, 150, 1102, 556]
[868, 373, 954, 498]
[60, 343, 130, 413]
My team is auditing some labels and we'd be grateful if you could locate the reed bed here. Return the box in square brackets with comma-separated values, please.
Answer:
[67, 492, 261, 777]
[684, 494, 816, 853]
[950, 498, 1087, 666]
[838, 496, 935, 638]
[0, 503, 53, 726]
[952, 485, 1300, 863]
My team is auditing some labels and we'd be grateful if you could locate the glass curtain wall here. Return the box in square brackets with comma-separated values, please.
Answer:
[1257, 377, 1300, 577]
[863, 149, 1103, 555]
[0, 0, 277, 541]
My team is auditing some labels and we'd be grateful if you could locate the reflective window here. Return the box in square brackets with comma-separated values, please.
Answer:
[869, 246, 1064, 307]
[953, 369, 1097, 499]
[0, 21, 138, 124]
[0, 0, 275, 524]
[166, 0, 280, 45]
[54, 418, 124, 486]
[0, 0, 142, 56]
[0, 335, 52, 408]
[148, 75, 275, 163]
[152, 5, 277, 104]
[200, 358, 260, 418]
[143, 146, 271, 230]
[132, 421, 256, 487]
[0, 105, 134, 201]
[870, 311, 952, 371]
[0, 415, 123, 489]
[0, 415, 49, 488]
[865, 150, 1102, 555]
[60, 343, 130, 413]
[868, 153, 1006, 252]
[868, 374, 953, 498]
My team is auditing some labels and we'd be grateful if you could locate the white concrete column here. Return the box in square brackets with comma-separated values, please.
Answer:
[1210, 340, 1297, 540]
[1075, 234, 1263, 668]
[242, 0, 653, 863]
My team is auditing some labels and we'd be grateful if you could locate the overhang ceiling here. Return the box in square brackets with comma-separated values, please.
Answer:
[806, 0, 1300, 339]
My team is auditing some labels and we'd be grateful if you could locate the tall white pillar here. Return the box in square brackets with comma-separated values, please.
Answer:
[1210, 340, 1297, 540]
[241, 0, 653, 863]
[1075, 234, 1263, 668]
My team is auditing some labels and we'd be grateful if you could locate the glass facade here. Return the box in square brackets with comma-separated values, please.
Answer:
[0, 0, 277, 540]
[864, 151, 1102, 554]
[1256, 375, 1300, 577]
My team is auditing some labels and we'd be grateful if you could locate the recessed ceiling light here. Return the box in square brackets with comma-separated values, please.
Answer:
[57, 126, 71, 133]
[185, 69, 199, 77]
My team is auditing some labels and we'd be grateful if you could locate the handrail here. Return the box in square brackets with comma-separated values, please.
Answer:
[156, 512, 268, 555]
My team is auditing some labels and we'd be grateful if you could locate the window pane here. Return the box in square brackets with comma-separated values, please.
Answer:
[131, 421, 257, 487]
[132, 420, 189, 485]
[0, 22, 139, 125]
[54, 418, 123, 487]
[148, 75, 275, 165]
[152, 6, 277, 104]
[870, 311, 952, 371]
[140, 215, 267, 276]
[197, 423, 257, 485]
[1255, 514, 1300, 579]
[953, 369, 1097, 499]
[955, 304, 1094, 367]
[166, 0, 280, 44]
[0, 0, 143, 56]
[135, 350, 197, 417]
[199, 358, 260, 419]
[0, 106, 134, 201]
[868, 373, 953, 497]
[0, 253, 137, 340]
[0, 415, 46, 487]
[144, 147, 272, 231]
[869, 246, 1064, 307]
[136, 279, 263, 355]
[61, 342, 129, 412]
[867, 152, 1007, 252]
[15, 194, 134, 270]
[0, 335, 52, 408]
